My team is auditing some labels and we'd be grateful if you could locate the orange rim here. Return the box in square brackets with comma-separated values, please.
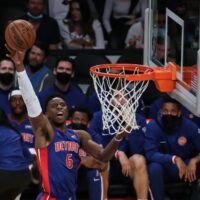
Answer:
[90, 62, 177, 92]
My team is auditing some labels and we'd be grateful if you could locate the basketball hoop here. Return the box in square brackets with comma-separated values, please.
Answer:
[90, 62, 177, 135]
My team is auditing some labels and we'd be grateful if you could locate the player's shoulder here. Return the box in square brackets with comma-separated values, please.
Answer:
[136, 112, 146, 122]
[146, 118, 161, 132]
[93, 110, 102, 118]
[182, 117, 198, 129]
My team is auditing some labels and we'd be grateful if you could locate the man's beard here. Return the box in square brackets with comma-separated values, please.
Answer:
[29, 63, 44, 73]
[12, 109, 27, 119]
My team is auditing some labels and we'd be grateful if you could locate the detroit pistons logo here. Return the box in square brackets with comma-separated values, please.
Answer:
[178, 136, 187, 146]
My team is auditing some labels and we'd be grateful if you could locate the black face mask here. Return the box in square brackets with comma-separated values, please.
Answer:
[71, 123, 87, 131]
[161, 115, 180, 130]
[0, 73, 14, 86]
[56, 73, 71, 85]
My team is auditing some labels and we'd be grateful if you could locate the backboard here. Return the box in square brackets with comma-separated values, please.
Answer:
[144, 0, 200, 116]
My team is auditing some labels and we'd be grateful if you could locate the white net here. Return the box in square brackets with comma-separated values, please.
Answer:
[90, 66, 150, 135]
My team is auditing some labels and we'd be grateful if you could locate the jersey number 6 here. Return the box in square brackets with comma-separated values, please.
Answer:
[66, 154, 73, 169]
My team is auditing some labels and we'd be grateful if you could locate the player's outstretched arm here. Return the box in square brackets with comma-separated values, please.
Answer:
[77, 130, 128, 162]
[6, 45, 54, 148]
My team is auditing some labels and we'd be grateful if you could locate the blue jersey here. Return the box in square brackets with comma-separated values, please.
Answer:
[9, 117, 34, 149]
[36, 128, 81, 200]
[119, 113, 146, 156]
[145, 116, 200, 164]
[0, 125, 30, 171]
[38, 84, 88, 110]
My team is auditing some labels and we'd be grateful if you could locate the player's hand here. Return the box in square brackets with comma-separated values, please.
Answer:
[5, 43, 26, 71]
[175, 157, 187, 179]
[185, 158, 197, 182]
[115, 126, 131, 141]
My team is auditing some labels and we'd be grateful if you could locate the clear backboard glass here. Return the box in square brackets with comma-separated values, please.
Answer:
[144, 0, 200, 116]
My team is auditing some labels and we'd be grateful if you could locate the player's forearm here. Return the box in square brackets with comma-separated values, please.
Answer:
[146, 151, 174, 164]
[96, 135, 123, 162]
[17, 70, 42, 118]
[81, 156, 93, 168]
[15, 63, 25, 72]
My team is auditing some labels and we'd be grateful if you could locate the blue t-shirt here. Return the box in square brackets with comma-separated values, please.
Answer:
[38, 84, 88, 110]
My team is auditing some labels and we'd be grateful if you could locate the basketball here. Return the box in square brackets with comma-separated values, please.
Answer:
[5, 19, 36, 51]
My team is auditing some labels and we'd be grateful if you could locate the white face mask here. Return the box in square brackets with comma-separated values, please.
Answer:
[27, 12, 43, 20]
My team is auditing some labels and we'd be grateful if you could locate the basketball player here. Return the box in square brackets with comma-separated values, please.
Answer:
[149, 94, 200, 128]
[90, 110, 149, 200]
[0, 107, 31, 200]
[69, 106, 107, 200]
[8, 89, 35, 149]
[8, 89, 41, 200]
[145, 96, 200, 200]
[7, 46, 128, 200]
[89, 89, 149, 200]
[116, 112, 149, 200]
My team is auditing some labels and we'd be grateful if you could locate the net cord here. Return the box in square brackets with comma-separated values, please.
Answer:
[91, 66, 150, 135]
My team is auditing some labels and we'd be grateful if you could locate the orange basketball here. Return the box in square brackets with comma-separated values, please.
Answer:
[5, 19, 36, 51]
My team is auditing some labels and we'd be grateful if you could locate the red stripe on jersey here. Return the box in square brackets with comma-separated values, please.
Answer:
[77, 161, 82, 169]
[36, 148, 51, 195]
[40, 193, 56, 200]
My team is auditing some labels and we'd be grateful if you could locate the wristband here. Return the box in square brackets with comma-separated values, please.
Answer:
[114, 136, 123, 142]
[172, 155, 177, 164]
[115, 150, 119, 159]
